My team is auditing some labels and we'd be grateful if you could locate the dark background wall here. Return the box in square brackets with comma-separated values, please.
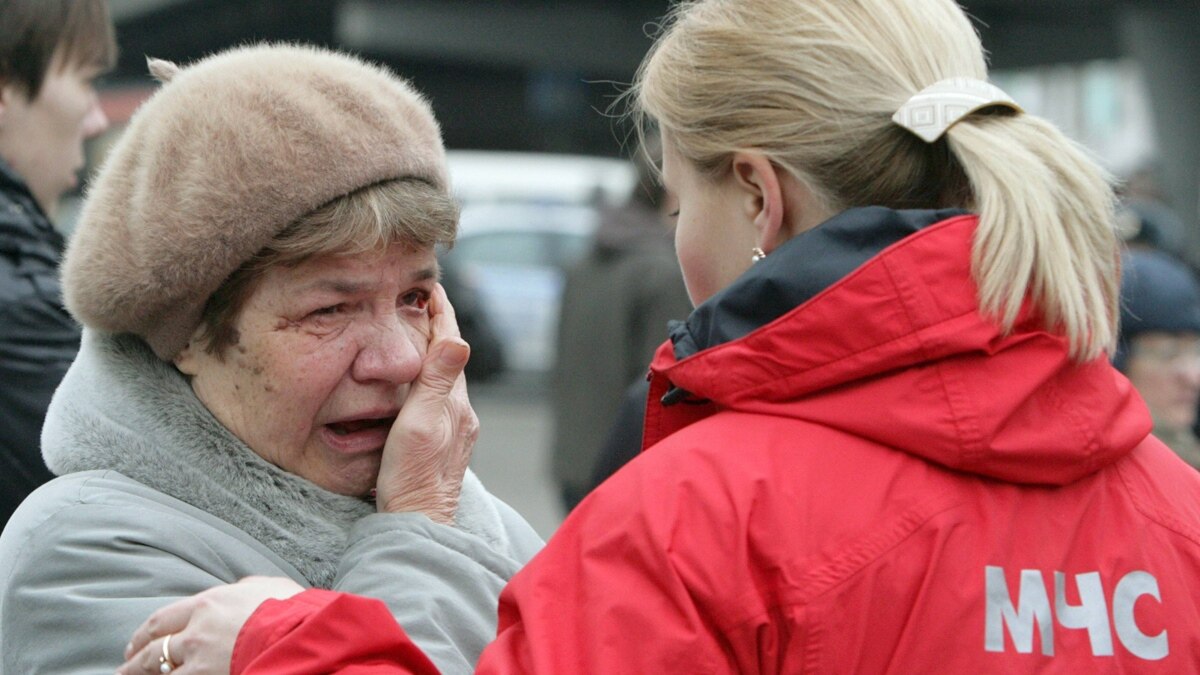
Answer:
[103, 0, 1200, 251]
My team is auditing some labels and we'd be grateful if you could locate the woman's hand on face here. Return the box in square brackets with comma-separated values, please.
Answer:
[118, 576, 304, 675]
[375, 283, 479, 523]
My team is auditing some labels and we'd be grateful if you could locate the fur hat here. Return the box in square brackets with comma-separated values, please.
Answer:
[62, 43, 449, 360]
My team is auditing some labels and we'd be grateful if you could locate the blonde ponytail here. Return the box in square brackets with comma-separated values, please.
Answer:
[632, 0, 1120, 362]
[947, 116, 1118, 360]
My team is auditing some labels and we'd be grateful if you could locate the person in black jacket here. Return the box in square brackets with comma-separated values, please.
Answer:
[0, 0, 117, 528]
[550, 137, 692, 511]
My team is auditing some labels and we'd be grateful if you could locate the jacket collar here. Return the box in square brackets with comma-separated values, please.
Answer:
[0, 156, 63, 252]
[0, 157, 29, 196]
[0, 157, 45, 215]
[647, 207, 1150, 485]
[669, 207, 964, 362]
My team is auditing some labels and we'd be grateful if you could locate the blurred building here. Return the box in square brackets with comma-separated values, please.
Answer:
[90, 0, 1198, 255]
[103, 0, 672, 156]
[965, 0, 1199, 264]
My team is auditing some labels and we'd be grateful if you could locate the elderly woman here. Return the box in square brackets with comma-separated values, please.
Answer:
[0, 44, 541, 674]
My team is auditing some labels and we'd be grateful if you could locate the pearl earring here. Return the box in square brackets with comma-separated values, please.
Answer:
[751, 247, 766, 263]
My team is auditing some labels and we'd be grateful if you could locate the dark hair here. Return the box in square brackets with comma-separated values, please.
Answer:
[0, 0, 117, 98]
[1114, 248, 1200, 371]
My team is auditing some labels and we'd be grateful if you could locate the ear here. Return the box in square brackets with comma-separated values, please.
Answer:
[729, 152, 787, 253]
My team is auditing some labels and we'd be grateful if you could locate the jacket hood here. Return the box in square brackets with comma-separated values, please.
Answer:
[648, 207, 1150, 485]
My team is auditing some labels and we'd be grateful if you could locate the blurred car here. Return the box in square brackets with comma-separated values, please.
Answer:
[445, 151, 636, 207]
[442, 203, 599, 372]
[439, 261, 506, 383]
[441, 152, 637, 373]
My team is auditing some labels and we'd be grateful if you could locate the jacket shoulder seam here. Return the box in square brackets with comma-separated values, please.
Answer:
[1116, 459, 1200, 547]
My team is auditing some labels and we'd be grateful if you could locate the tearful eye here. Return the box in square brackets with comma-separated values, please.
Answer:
[310, 304, 344, 317]
[400, 290, 430, 311]
[298, 303, 350, 333]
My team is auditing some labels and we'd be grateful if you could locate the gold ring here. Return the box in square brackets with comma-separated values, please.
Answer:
[159, 633, 177, 673]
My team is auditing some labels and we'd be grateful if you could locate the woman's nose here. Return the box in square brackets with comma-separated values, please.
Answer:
[351, 317, 424, 385]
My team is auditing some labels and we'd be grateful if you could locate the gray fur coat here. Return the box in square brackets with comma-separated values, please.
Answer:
[0, 331, 543, 674]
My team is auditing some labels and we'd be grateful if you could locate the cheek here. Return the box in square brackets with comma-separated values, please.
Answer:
[676, 252, 706, 306]
[409, 316, 432, 354]
[42, 91, 84, 137]
[1129, 368, 1183, 413]
[675, 221, 717, 305]
[1126, 366, 1161, 397]
[60, 80, 93, 122]
[238, 339, 352, 401]
[226, 344, 283, 396]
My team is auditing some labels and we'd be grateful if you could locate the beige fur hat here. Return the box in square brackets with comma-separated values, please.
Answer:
[63, 43, 449, 360]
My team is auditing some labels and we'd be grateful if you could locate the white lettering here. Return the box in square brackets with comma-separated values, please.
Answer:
[985, 566, 1053, 655]
[984, 567, 1167, 660]
[1113, 571, 1168, 660]
[1054, 571, 1112, 656]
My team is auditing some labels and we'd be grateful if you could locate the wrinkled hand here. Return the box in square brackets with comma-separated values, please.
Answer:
[376, 283, 479, 523]
[117, 576, 304, 675]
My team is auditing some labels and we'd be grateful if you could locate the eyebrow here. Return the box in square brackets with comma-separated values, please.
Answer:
[299, 264, 440, 295]
[413, 265, 440, 283]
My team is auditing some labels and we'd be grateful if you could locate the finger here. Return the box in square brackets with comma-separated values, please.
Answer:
[125, 598, 195, 659]
[382, 336, 470, 466]
[414, 338, 470, 405]
[428, 283, 462, 342]
[118, 634, 174, 675]
[417, 283, 468, 398]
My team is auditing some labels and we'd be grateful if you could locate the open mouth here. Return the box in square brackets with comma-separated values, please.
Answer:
[327, 416, 396, 436]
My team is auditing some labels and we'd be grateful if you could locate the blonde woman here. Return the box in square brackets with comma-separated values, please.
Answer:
[121, 0, 1200, 672]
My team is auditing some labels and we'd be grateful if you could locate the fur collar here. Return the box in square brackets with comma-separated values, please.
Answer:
[42, 330, 514, 587]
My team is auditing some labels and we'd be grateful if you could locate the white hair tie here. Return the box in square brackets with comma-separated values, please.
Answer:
[892, 77, 1022, 143]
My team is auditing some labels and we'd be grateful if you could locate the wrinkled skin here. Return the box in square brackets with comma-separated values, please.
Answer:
[119, 284, 477, 674]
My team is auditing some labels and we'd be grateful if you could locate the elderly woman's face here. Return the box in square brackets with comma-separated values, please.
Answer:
[175, 244, 438, 496]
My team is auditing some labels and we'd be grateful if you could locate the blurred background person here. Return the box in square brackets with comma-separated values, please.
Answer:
[1116, 247, 1200, 468]
[550, 135, 691, 511]
[586, 377, 654, 497]
[1115, 191, 1190, 260]
[0, 0, 115, 529]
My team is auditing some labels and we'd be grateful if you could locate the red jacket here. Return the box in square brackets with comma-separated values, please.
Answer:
[234, 209, 1200, 674]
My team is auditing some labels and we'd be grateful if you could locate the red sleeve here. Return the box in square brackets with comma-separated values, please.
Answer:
[233, 448, 750, 675]
[473, 463, 737, 675]
[232, 589, 442, 675]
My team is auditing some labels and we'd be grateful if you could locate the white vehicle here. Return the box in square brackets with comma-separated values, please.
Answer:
[447, 151, 636, 207]
[443, 151, 637, 373]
